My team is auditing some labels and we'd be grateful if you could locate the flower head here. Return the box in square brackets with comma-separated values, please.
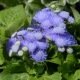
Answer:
[31, 50, 47, 62]
[53, 32, 77, 47]
[68, 16, 74, 24]
[58, 11, 69, 19]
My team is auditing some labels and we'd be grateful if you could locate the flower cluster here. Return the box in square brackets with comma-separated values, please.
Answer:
[7, 8, 77, 62]
[32, 8, 77, 50]
[7, 28, 48, 62]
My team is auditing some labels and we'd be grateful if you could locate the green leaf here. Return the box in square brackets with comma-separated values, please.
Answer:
[58, 54, 76, 74]
[25, 63, 45, 75]
[0, 5, 26, 36]
[4, 59, 26, 73]
[39, 72, 62, 80]
[0, 48, 4, 65]
[47, 57, 62, 65]
[34, 63, 45, 75]
[0, 73, 29, 80]
[71, 7, 80, 24]
[0, 27, 6, 42]
[48, 72, 62, 80]
[29, 76, 37, 80]
[47, 52, 63, 65]
[67, 0, 79, 5]
[65, 54, 76, 64]
[68, 69, 80, 80]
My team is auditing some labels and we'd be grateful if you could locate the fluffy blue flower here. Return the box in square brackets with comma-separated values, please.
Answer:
[58, 11, 69, 19]
[68, 16, 74, 24]
[31, 50, 47, 62]
[7, 28, 48, 62]
[33, 8, 56, 23]
[28, 42, 37, 53]
[34, 31, 43, 40]
[7, 7, 77, 62]
[52, 33, 77, 47]
[23, 28, 43, 41]
[33, 8, 58, 29]
[36, 41, 49, 50]
[32, 8, 77, 48]
[50, 15, 64, 27]
[20, 40, 37, 53]
[40, 19, 52, 29]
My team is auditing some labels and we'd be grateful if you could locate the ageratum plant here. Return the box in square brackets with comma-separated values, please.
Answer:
[0, 0, 80, 80]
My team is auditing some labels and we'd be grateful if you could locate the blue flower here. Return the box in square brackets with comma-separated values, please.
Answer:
[68, 16, 74, 24]
[20, 40, 37, 53]
[50, 15, 64, 27]
[33, 8, 58, 29]
[7, 7, 77, 62]
[52, 32, 77, 47]
[31, 50, 47, 62]
[34, 31, 43, 40]
[40, 19, 52, 29]
[58, 11, 69, 19]
[33, 8, 55, 23]
[32, 8, 77, 48]
[7, 28, 48, 62]
[28, 42, 37, 53]
[36, 41, 49, 50]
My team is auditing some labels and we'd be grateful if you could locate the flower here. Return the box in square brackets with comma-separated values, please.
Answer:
[53, 32, 77, 47]
[7, 7, 77, 62]
[32, 8, 58, 29]
[58, 11, 69, 19]
[33, 8, 55, 23]
[50, 15, 64, 27]
[32, 8, 77, 48]
[31, 50, 47, 62]
[68, 16, 74, 24]
[36, 41, 49, 50]
[7, 28, 48, 62]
